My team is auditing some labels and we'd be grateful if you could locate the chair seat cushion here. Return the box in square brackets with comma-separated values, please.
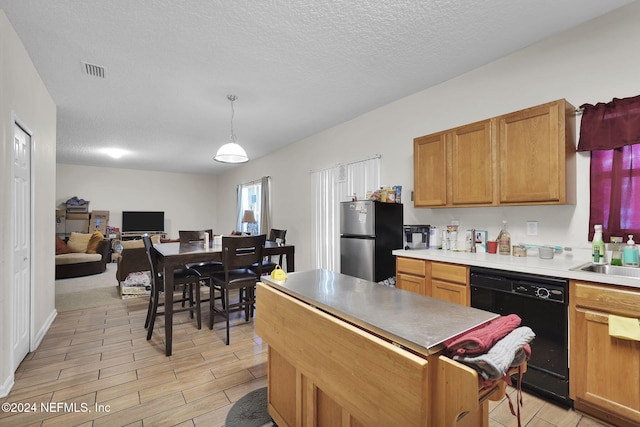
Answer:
[210, 269, 258, 286]
[186, 262, 223, 275]
[173, 268, 200, 279]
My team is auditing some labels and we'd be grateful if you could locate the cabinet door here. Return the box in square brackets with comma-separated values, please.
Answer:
[432, 279, 468, 306]
[497, 100, 566, 204]
[397, 273, 426, 296]
[571, 307, 640, 422]
[414, 133, 447, 207]
[451, 120, 495, 205]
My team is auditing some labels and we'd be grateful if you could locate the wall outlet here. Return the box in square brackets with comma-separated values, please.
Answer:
[527, 221, 538, 236]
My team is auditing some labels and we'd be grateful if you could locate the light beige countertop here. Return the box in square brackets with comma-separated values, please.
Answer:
[393, 248, 640, 288]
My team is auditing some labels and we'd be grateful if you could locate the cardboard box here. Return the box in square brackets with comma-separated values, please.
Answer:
[66, 213, 90, 220]
[90, 210, 109, 235]
[66, 219, 89, 233]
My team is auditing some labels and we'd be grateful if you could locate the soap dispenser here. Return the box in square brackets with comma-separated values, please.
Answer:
[622, 235, 640, 267]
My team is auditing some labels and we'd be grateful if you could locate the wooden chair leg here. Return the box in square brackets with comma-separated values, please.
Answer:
[195, 281, 202, 330]
[144, 293, 154, 329]
[225, 286, 231, 345]
[146, 289, 159, 341]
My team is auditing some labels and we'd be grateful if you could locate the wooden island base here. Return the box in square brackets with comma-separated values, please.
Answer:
[256, 282, 507, 427]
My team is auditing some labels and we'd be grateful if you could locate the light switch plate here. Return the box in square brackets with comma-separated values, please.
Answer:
[527, 221, 538, 236]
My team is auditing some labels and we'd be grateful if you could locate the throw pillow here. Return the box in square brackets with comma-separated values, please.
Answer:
[55, 236, 71, 255]
[67, 232, 93, 253]
[86, 231, 105, 254]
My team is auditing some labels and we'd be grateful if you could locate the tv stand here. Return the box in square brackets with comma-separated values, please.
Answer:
[120, 231, 166, 240]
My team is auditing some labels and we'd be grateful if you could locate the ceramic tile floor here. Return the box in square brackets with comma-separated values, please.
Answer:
[1, 291, 613, 427]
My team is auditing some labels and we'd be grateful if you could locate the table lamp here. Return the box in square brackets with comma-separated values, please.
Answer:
[242, 210, 256, 235]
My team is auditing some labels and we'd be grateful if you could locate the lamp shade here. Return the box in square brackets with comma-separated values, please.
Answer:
[214, 142, 248, 164]
[242, 210, 256, 223]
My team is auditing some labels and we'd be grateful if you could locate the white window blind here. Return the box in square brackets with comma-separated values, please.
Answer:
[310, 156, 381, 271]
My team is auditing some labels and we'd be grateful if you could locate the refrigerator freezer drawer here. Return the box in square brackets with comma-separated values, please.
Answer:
[340, 237, 375, 282]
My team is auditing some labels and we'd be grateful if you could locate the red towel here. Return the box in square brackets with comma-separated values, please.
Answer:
[444, 314, 521, 356]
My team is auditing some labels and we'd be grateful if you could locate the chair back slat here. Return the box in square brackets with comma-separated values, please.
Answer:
[222, 235, 266, 271]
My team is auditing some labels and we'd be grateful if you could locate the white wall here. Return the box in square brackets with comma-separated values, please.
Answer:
[215, 2, 640, 271]
[56, 164, 218, 239]
[1, 11, 57, 396]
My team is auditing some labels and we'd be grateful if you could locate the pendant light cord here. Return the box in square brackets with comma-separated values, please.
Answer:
[228, 94, 237, 143]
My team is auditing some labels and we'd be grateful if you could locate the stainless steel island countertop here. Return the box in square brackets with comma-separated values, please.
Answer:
[260, 269, 498, 356]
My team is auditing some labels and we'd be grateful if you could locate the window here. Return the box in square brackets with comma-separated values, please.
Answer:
[589, 146, 640, 240]
[237, 177, 271, 235]
[578, 95, 640, 240]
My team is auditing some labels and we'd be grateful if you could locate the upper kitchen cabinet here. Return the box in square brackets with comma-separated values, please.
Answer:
[414, 119, 494, 208]
[414, 132, 447, 207]
[497, 99, 576, 205]
[450, 120, 495, 206]
[413, 99, 576, 208]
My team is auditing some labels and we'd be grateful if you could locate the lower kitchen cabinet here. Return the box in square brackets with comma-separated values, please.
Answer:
[396, 257, 469, 306]
[570, 280, 640, 427]
[431, 262, 469, 306]
[396, 256, 430, 296]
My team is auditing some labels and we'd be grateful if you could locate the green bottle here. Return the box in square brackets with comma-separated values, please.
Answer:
[592, 225, 605, 265]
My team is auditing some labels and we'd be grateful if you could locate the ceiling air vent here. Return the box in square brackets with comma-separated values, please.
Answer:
[81, 61, 105, 78]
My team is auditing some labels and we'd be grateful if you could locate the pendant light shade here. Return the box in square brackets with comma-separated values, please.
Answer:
[214, 95, 249, 164]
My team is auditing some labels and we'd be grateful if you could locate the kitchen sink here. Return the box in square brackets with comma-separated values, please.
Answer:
[570, 262, 640, 279]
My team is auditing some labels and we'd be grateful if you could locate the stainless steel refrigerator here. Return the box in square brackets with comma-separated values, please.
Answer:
[340, 200, 403, 282]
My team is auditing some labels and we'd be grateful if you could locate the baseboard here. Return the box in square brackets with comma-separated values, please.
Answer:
[0, 373, 15, 398]
[32, 308, 57, 351]
[574, 400, 637, 427]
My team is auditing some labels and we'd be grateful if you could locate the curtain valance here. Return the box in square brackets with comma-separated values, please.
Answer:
[577, 94, 640, 151]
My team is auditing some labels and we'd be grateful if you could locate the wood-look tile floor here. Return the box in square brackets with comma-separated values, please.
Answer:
[1, 291, 612, 427]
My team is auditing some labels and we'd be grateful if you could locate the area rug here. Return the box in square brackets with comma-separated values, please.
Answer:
[55, 263, 141, 312]
[55, 285, 124, 312]
[225, 387, 273, 427]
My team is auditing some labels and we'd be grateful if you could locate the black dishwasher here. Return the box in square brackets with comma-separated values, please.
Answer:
[470, 266, 570, 407]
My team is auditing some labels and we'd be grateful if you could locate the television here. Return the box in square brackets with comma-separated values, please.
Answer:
[122, 211, 165, 233]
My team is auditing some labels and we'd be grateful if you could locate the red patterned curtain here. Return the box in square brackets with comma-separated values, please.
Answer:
[578, 95, 640, 241]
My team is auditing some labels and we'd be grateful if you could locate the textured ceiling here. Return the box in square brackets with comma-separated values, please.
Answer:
[0, 0, 634, 175]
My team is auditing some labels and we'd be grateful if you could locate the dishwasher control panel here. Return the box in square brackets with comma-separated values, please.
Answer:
[512, 281, 565, 303]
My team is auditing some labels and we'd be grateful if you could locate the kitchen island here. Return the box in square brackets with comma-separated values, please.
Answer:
[256, 269, 505, 427]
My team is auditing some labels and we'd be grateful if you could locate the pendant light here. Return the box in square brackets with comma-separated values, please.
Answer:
[214, 94, 249, 163]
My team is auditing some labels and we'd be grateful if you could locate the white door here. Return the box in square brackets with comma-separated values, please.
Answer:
[12, 123, 31, 371]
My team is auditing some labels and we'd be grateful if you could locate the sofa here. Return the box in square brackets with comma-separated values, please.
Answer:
[55, 232, 111, 279]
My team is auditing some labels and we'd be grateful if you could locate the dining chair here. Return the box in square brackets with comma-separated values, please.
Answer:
[142, 235, 203, 341]
[257, 228, 287, 275]
[178, 229, 224, 309]
[179, 229, 213, 244]
[209, 234, 266, 345]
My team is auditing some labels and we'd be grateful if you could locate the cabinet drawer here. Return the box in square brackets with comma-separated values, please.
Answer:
[573, 281, 640, 317]
[431, 262, 468, 284]
[397, 257, 426, 276]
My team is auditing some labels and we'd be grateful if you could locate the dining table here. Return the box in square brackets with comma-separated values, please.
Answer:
[152, 239, 295, 356]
